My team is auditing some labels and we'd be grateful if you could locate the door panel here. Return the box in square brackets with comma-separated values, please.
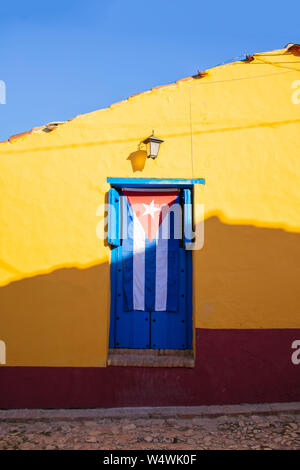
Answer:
[115, 310, 150, 348]
[150, 247, 190, 349]
[112, 246, 150, 348]
[151, 311, 187, 349]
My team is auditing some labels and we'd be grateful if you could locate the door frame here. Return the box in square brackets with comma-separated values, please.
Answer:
[107, 178, 205, 350]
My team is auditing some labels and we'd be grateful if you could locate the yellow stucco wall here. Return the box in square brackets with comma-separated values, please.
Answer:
[0, 46, 300, 366]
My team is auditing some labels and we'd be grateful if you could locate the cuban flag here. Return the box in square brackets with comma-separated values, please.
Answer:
[122, 189, 180, 312]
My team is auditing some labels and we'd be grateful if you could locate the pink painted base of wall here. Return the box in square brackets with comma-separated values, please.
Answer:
[0, 329, 299, 409]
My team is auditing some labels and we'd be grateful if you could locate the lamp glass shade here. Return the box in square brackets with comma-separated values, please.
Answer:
[148, 140, 160, 159]
[143, 132, 164, 159]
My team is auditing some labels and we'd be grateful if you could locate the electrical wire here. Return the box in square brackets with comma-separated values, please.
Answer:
[189, 85, 195, 178]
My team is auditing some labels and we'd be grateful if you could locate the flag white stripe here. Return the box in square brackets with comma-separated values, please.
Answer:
[133, 213, 145, 311]
[155, 224, 168, 311]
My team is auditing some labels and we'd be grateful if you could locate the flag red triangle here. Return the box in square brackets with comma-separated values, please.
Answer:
[123, 190, 179, 242]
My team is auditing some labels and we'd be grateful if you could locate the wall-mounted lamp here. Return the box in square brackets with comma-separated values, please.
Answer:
[143, 131, 164, 159]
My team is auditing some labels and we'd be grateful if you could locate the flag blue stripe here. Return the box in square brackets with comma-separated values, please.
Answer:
[145, 236, 156, 312]
[122, 196, 134, 311]
[166, 197, 179, 311]
[155, 217, 168, 311]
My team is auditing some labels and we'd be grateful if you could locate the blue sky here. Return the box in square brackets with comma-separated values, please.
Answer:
[0, 0, 299, 141]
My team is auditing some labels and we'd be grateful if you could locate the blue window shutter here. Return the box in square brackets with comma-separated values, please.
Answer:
[183, 188, 192, 248]
[108, 188, 120, 246]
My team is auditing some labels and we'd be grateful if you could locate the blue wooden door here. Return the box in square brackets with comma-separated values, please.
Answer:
[109, 187, 192, 350]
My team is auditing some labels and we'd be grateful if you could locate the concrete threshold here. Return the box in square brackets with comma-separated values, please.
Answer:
[0, 402, 300, 422]
[107, 348, 195, 368]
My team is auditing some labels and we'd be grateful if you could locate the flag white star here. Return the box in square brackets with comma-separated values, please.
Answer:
[142, 200, 160, 219]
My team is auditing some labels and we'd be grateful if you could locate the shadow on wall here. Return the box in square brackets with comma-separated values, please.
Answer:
[127, 150, 147, 172]
[0, 216, 299, 366]
[195, 216, 300, 329]
[0, 217, 300, 407]
[0, 264, 110, 367]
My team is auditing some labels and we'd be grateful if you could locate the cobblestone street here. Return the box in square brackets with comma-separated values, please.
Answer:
[0, 408, 300, 450]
